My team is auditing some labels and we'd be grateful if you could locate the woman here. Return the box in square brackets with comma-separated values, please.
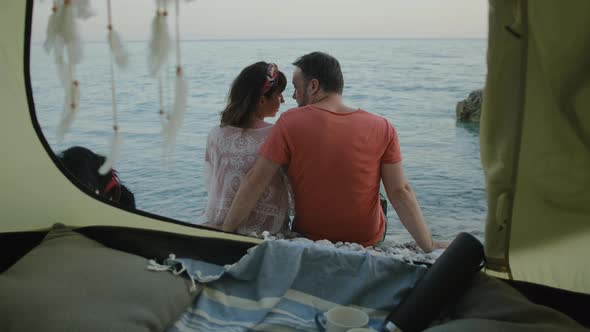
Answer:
[202, 62, 291, 235]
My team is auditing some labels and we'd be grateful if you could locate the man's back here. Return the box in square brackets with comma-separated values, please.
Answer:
[259, 105, 402, 246]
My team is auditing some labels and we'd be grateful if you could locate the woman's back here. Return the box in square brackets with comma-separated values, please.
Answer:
[204, 125, 290, 235]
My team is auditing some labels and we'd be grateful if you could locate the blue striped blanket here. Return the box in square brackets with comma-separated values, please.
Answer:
[166, 240, 427, 332]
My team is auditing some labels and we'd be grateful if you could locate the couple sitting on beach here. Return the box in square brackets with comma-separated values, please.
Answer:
[202, 51, 447, 252]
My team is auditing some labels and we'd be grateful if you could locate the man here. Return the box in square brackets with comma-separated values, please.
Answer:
[222, 52, 446, 252]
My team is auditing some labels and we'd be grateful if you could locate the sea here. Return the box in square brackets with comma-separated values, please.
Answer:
[31, 39, 488, 243]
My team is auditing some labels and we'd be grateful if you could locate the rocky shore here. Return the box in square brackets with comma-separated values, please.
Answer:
[456, 89, 483, 123]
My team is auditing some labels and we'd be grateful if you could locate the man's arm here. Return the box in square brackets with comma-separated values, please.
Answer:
[381, 162, 446, 253]
[221, 156, 281, 232]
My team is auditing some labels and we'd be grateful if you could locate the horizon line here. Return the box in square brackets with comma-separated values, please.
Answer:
[30, 36, 487, 44]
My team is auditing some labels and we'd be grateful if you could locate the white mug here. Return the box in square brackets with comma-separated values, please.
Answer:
[315, 306, 369, 332]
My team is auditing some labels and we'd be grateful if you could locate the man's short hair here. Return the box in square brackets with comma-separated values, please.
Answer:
[292, 52, 344, 94]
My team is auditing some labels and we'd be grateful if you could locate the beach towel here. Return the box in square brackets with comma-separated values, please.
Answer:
[163, 239, 427, 332]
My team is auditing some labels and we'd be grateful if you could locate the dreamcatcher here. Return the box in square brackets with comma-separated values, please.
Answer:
[44, 0, 193, 173]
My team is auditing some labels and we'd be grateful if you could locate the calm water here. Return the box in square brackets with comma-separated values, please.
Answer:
[31, 39, 487, 242]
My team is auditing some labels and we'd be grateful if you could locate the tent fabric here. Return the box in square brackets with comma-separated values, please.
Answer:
[424, 273, 587, 332]
[1, 0, 589, 296]
[482, 0, 590, 293]
[480, 0, 527, 275]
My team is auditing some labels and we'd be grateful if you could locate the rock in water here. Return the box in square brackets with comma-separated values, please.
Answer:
[456, 89, 483, 122]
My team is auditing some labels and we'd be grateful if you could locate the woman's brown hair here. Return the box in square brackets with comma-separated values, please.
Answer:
[220, 62, 287, 128]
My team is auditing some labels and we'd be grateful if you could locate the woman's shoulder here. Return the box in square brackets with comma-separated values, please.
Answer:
[210, 125, 274, 142]
[208, 125, 222, 135]
[249, 119, 274, 129]
[208, 125, 239, 137]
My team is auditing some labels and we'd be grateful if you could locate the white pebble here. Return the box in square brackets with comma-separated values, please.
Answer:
[245, 231, 439, 264]
[314, 239, 334, 247]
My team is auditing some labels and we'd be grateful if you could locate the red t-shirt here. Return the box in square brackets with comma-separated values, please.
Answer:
[258, 105, 402, 246]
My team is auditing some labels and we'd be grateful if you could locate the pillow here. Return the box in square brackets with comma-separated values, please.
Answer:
[0, 224, 197, 332]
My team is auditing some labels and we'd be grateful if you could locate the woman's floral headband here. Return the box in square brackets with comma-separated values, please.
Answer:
[263, 63, 279, 94]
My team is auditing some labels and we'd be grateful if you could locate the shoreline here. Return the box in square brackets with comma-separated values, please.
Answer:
[252, 231, 444, 265]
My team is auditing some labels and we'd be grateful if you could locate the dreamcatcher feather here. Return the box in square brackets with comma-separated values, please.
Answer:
[53, 38, 69, 86]
[61, 1, 83, 65]
[73, 0, 95, 19]
[43, 2, 60, 53]
[109, 29, 129, 68]
[44, 0, 93, 142]
[98, 130, 121, 175]
[99, 0, 128, 175]
[56, 73, 79, 142]
[161, 0, 189, 156]
[162, 68, 188, 155]
[148, 0, 171, 77]
[44, 2, 68, 87]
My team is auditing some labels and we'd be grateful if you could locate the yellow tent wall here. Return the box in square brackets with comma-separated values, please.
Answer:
[482, 0, 590, 294]
[1, 0, 589, 295]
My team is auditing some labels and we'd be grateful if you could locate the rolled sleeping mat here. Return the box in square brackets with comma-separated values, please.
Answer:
[381, 232, 485, 332]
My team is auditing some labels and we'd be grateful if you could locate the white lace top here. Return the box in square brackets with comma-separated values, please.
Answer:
[202, 125, 291, 235]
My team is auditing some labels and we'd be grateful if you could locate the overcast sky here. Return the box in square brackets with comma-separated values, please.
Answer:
[32, 0, 488, 42]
